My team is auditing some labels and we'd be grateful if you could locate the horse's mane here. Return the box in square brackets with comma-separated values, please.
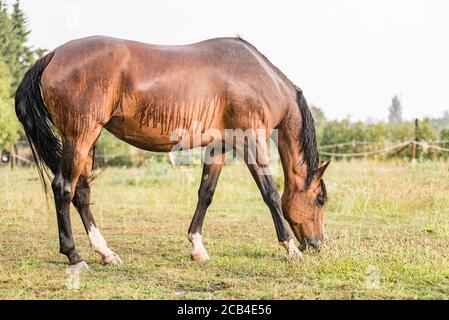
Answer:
[295, 87, 319, 186]
[235, 37, 324, 195]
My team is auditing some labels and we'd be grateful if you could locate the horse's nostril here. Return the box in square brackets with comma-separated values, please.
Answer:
[298, 243, 307, 252]
[308, 239, 321, 250]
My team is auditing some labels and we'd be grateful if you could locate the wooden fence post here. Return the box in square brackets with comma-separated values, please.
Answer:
[411, 142, 416, 164]
[411, 119, 419, 164]
[10, 144, 16, 170]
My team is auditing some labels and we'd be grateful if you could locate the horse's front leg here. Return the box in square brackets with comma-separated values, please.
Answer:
[241, 137, 302, 260]
[187, 146, 228, 261]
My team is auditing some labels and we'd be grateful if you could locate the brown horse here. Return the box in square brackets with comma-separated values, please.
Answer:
[15, 36, 329, 268]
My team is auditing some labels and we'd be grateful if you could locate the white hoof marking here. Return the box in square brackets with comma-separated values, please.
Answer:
[103, 253, 123, 265]
[88, 224, 120, 264]
[282, 239, 303, 261]
[188, 233, 210, 261]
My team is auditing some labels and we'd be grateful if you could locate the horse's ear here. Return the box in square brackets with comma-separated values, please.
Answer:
[314, 160, 330, 181]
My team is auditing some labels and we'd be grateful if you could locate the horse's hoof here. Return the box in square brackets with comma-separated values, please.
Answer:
[191, 250, 210, 262]
[103, 253, 123, 265]
[285, 249, 304, 261]
[68, 261, 90, 270]
[281, 239, 304, 261]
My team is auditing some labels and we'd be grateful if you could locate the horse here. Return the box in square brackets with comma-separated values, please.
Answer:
[15, 36, 329, 268]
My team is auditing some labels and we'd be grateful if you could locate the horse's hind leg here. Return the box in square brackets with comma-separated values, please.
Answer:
[72, 146, 122, 265]
[188, 144, 229, 261]
[52, 138, 98, 268]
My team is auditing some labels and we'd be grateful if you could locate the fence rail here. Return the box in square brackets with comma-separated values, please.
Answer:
[318, 141, 412, 157]
[318, 139, 449, 158]
[3, 138, 449, 170]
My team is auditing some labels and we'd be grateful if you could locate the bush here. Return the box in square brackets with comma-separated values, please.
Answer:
[0, 58, 19, 149]
[317, 117, 444, 161]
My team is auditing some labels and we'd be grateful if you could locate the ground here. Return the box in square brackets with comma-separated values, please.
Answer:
[0, 160, 448, 299]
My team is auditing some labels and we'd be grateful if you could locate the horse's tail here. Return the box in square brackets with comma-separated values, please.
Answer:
[15, 51, 61, 190]
[295, 85, 319, 187]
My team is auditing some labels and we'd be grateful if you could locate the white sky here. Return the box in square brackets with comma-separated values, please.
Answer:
[18, 0, 449, 121]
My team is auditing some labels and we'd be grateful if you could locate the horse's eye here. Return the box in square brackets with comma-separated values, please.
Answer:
[316, 195, 325, 207]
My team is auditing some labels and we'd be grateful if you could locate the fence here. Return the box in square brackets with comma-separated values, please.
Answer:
[3, 138, 449, 170]
[318, 139, 449, 160]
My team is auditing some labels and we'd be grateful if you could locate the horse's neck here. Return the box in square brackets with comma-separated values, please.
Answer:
[277, 126, 308, 195]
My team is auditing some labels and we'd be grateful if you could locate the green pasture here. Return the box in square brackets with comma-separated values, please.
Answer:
[0, 160, 448, 299]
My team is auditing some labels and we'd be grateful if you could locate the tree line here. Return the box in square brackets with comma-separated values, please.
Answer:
[0, 0, 44, 149]
[311, 96, 449, 160]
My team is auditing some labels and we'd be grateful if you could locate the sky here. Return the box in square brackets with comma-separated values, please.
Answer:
[17, 0, 449, 121]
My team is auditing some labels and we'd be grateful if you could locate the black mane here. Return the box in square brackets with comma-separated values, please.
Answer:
[296, 87, 327, 202]
[295, 86, 319, 186]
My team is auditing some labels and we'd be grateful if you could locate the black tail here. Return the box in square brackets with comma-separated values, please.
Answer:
[15, 52, 61, 191]
[295, 85, 319, 187]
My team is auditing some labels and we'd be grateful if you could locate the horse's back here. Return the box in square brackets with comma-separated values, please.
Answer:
[40, 36, 295, 150]
[43, 35, 292, 103]
[121, 36, 294, 127]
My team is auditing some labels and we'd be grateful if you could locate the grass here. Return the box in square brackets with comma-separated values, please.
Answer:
[0, 159, 448, 299]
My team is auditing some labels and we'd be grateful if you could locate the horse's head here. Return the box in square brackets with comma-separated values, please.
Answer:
[282, 161, 330, 251]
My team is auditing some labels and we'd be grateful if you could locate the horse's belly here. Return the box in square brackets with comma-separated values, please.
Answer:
[104, 117, 177, 152]
[104, 103, 225, 153]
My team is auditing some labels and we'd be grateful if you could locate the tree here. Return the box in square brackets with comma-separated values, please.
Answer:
[429, 110, 449, 133]
[0, 1, 18, 94]
[0, 0, 45, 148]
[310, 105, 326, 128]
[388, 95, 402, 124]
[9, 0, 36, 90]
[310, 105, 326, 144]
[0, 56, 18, 148]
[0, 0, 41, 95]
[440, 128, 449, 150]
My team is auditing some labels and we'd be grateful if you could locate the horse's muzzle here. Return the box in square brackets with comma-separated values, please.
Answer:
[308, 239, 321, 250]
[298, 238, 321, 252]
